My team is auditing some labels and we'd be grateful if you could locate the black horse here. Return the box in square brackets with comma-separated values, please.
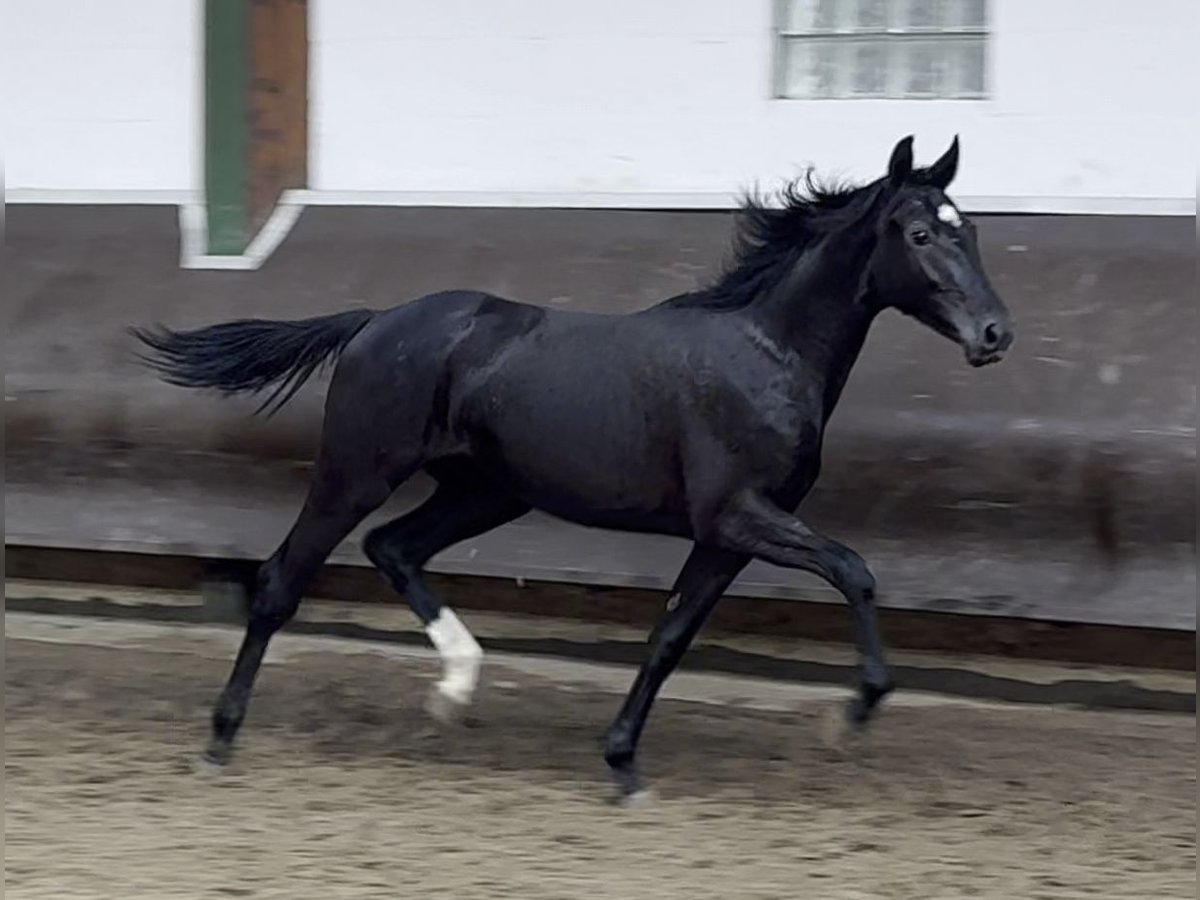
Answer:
[133, 136, 1013, 801]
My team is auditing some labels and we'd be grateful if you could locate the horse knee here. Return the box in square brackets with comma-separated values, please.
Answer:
[247, 602, 297, 636]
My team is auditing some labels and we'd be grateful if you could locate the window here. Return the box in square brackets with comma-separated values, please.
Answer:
[774, 0, 989, 100]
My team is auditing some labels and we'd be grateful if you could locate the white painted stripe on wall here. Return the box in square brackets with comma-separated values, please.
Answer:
[5, 189, 196, 205]
[177, 190, 307, 270]
[5, 188, 1195, 218]
[292, 191, 1197, 217]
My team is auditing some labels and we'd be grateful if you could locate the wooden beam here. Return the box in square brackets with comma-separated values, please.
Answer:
[248, 0, 308, 238]
[204, 0, 307, 256]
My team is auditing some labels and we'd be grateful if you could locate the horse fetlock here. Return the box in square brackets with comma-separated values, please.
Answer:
[211, 709, 242, 746]
[602, 724, 635, 768]
[850, 675, 895, 724]
[426, 608, 483, 696]
[862, 668, 895, 697]
[437, 654, 482, 704]
[606, 751, 644, 800]
[212, 682, 252, 731]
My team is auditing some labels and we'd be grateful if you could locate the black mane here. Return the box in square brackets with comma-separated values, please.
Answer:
[660, 171, 888, 311]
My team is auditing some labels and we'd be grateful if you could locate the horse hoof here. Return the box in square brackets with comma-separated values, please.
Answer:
[194, 756, 224, 776]
[820, 703, 866, 756]
[425, 687, 470, 726]
[618, 788, 658, 809]
[195, 746, 231, 774]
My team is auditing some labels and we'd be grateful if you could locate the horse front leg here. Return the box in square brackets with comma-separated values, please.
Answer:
[603, 545, 749, 803]
[713, 491, 894, 731]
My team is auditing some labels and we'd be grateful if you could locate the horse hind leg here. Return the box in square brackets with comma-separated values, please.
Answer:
[204, 456, 398, 765]
[363, 465, 528, 721]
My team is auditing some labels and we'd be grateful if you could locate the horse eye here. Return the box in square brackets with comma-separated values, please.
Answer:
[910, 229, 931, 247]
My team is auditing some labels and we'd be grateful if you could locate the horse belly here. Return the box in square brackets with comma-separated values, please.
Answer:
[493, 433, 685, 526]
[463, 387, 688, 533]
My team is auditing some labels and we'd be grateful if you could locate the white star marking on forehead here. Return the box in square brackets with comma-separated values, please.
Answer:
[937, 203, 962, 227]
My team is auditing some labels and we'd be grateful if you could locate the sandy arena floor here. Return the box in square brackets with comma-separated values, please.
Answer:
[4, 614, 1195, 899]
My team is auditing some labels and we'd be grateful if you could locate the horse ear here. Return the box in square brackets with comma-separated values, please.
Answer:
[887, 135, 914, 187]
[927, 135, 960, 190]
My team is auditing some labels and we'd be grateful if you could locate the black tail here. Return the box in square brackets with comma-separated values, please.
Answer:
[130, 309, 375, 415]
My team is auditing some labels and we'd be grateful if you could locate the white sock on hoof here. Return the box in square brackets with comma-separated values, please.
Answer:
[425, 608, 483, 706]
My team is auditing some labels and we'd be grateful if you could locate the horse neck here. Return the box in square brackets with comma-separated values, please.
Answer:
[748, 237, 880, 419]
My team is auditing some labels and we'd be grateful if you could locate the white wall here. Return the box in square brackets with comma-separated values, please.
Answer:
[3, 0, 199, 197]
[4, 0, 1194, 212]
[312, 0, 1198, 213]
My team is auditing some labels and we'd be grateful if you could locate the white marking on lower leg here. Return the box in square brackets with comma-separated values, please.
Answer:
[424, 608, 483, 706]
[937, 203, 962, 227]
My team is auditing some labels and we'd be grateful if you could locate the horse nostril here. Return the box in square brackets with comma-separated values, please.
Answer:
[982, 322, 1002, 349]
